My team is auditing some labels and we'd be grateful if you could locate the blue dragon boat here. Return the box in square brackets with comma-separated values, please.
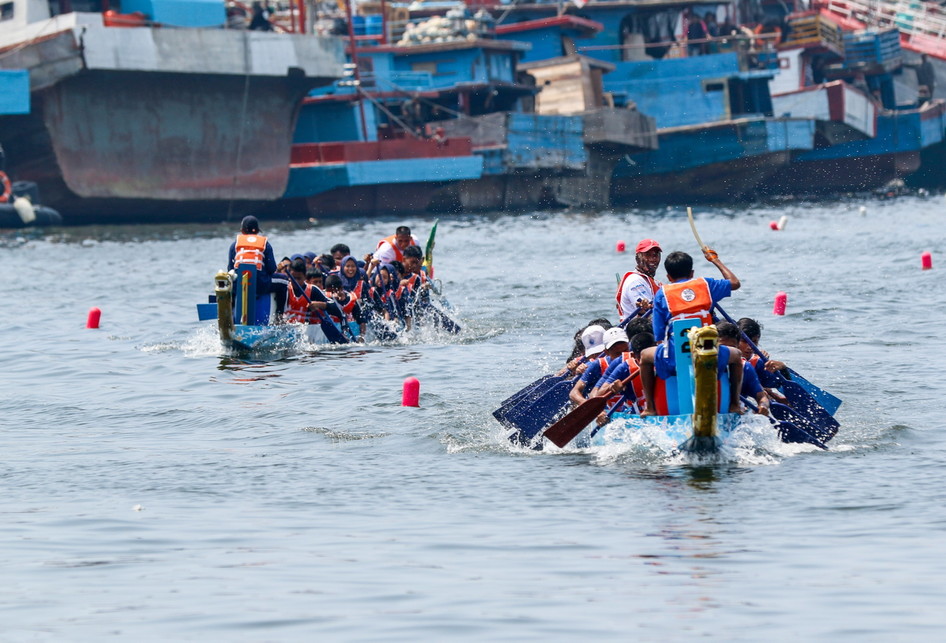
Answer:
[536, 318, 840, 454]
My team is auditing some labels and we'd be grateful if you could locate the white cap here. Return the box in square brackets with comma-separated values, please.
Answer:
[603, 327, 629, 350]
[581, 325, 606, 357]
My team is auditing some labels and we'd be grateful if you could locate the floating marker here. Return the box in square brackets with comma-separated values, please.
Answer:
[616, 240, 626, 252]
[859, 206, 867, 215]
[86, 307, 101, 329]
[777, 215, 788, 230]
[769, 221, 779, 230]
[402, 377, 420, 407]
[922, 251, 933, 270]
[773, 292, 787, 316]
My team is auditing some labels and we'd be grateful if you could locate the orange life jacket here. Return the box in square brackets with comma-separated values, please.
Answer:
[285, 283, 314, 323]
[663, 277, 714, 328]
[234, 233, 267, 269]
[376, 234, 416, 263]
[615, 271, 660, 317]
[330, 292, 359, 325]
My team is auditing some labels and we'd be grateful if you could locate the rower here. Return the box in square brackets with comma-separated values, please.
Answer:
[737, 317, 789, 405]
[227, 216, 286, 323]
[324, 274, 366, 340]
[638, 248, 742, 417]
[616, 239, 662, 321]
[284, 259, 330, 324]
[569, 326, 625, 406]
[594, 326, 654, 414]
[717, 321, 771, 416]
[374, 225, 419, 265]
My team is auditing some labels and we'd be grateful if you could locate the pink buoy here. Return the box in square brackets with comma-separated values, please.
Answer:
[921, 251, 933, 270]
[769, 221, 779, 231]
[86, 307, 101, 329]
[773, 292, 787, 316]
[402, 377, 420, 407]
[616, 240, 626, 252]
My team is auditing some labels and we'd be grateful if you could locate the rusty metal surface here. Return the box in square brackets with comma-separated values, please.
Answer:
[0, 31, 83, 91]
[42, 70, 305, 201]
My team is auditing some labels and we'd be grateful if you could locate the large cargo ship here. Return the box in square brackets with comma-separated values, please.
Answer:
[0, 0, 344, 223]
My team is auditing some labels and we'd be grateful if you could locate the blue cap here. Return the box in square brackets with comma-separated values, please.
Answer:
[303, 251, 317, 261]
[290, 253, 303, 261]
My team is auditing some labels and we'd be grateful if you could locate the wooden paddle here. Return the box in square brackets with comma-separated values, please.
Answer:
[543, 372, 638, 448]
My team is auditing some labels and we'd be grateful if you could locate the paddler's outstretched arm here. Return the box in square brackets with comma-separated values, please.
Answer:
[703, 247, 740, 291]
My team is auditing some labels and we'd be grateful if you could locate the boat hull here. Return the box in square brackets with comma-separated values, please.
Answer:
[0, 18, 344, 224]
[582, 413, 744, 450]
[611, 118, 816, 203]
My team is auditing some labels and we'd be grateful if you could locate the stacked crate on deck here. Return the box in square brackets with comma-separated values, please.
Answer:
[840, 28, 903, 72]
[781, 10, 845, 57]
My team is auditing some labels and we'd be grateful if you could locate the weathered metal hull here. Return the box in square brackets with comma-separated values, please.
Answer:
[610, 117, 815, 204]
[759, 100, 946, 195]
[0, 17, 344, 224]
[428, 108, 656, 211]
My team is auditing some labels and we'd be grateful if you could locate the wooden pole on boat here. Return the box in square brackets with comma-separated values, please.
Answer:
[680, 325, 721, 453]
[215, 271, 235, 342]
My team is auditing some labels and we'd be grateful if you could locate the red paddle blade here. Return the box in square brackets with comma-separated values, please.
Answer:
[543, 395, 610, 448]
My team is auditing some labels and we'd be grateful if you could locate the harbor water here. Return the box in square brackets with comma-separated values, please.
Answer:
[2, 196, 945, 640]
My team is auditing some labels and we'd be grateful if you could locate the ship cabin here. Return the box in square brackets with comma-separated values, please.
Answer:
[489, 0, 787, 129]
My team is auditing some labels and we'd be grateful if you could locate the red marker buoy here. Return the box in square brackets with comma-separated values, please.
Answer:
[616, 240, 626, 252]
[402, 377, 420, 407]
[86, 307, 101, 329]
[921, 251, 933, 270]
[773, 292, 787, 316]
[769, 221, 779, 231]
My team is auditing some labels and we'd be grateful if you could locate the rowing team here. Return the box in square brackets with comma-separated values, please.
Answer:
[562, 238, 789, 425]
[228, 217, 442, 341]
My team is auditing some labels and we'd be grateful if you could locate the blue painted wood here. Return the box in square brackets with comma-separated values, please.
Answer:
[284, 157, 483, 198]
[503, 113, 586, 171]
[0, 70, 29, 115]
[196, 303, 217, 321]
[294, 101, 377, 144]
[122, 0, 225, 27]
[670, 319, 701, 415]
[613, 117, 815, 179]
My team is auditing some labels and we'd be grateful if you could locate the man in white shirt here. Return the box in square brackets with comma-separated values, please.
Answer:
[374, 226, 419, 264]
[615, 238, 662, 320]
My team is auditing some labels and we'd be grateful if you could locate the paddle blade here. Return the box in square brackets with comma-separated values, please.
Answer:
[770, 400, 834, 445]
[786, 368, 842, 415]
[774, 418, 828, 450]
[320, 319, 349, 344]
[778, 380, 839, 442]
[543, 395, 611, 448]
[504, 379, 574, 443]
[494, 374, 562, 424]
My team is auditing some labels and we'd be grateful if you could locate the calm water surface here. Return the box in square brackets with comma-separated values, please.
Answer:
[2, 197, 945, 640]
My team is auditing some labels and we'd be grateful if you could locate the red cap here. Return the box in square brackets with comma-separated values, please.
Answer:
[635, 239, 661, 253]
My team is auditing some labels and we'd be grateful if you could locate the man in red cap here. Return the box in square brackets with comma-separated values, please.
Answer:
[616, 238, 662, 321]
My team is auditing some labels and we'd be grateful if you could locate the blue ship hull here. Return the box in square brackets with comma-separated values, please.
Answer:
[611, 117, 816, 202]
[760, 100, 946, 194]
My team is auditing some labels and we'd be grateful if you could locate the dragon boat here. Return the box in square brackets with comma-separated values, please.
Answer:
[530, 318, 840, 454]
[197, 266, 340, 352]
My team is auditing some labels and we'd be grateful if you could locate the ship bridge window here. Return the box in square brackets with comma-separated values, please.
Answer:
[1, 2, 13, 21]
[704, 82, 726, 93]
[48, 1, 106, 17]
